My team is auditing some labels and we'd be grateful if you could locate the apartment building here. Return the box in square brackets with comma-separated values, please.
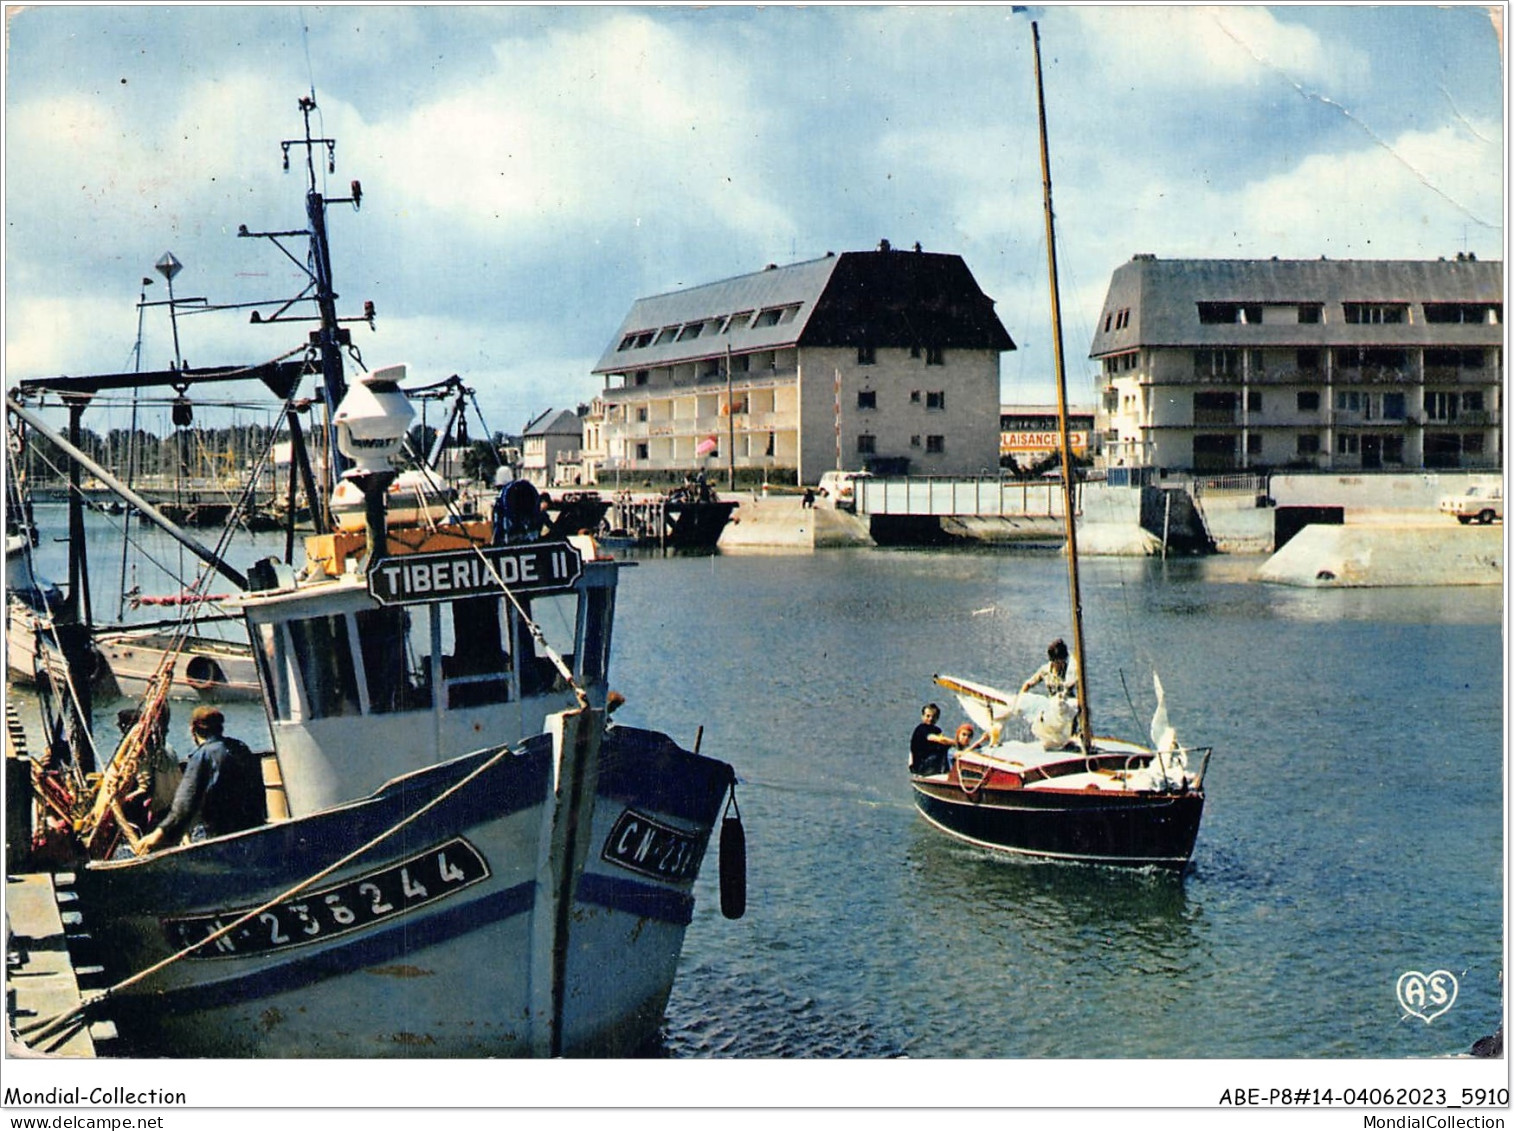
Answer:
[590, 243, 1016, 485]
[1090, 255, 1503, 473]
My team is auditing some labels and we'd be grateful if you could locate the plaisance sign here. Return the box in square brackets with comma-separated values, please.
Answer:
[368, 542, 583, 605]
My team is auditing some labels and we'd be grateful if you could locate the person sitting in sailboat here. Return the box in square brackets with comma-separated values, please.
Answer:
[909, 704, 957, 776]
[1019, 638, 1079, 750]
[1020, 638, 1076, 698]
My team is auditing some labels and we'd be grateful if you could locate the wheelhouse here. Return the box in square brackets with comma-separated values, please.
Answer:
[235, 535, 620, 815]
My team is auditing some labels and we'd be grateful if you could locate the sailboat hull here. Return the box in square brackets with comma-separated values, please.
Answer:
[911, 778, 1204, 868]
[64, 725, 733, 1057]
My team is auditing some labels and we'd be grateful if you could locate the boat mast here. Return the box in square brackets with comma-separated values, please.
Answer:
[1032, 21, 1093, 749]
[249, 94, 366, 532]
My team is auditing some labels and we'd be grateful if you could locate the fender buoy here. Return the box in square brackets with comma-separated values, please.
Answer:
[718, 789, 746, 920]
[185, 656, 226, 692]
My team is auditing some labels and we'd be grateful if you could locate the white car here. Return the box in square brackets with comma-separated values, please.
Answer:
[1438, 483, 1503, 525]
[816, 470, 874, 512]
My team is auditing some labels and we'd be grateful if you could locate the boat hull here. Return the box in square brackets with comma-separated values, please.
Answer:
[911, 777, 1204, 868]
[94, 630, 261, 702]
[65, 724, 733, 1057]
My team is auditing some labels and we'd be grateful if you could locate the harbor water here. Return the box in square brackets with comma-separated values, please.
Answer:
[8, 504, 1505, 1059]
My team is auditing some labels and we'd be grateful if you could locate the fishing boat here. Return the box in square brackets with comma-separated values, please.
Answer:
[6, 95, 744, 1057]
[601, 481, 739, 551]
[909, 24, 1211, 870]
[93, 627, 260, 702]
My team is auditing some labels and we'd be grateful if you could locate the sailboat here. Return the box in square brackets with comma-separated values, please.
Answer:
[910, 24, 1211, 870]
[7, 95, 744, 1057]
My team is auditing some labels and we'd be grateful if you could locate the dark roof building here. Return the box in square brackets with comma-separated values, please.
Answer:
[592, 244, 1016, 483]
[1090, 255, 1503, 472]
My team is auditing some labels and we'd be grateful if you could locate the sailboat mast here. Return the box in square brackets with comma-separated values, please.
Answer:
[1032, 21, 1093, 748]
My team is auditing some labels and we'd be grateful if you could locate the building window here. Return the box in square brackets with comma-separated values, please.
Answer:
[1197, 303, 1261, 325]
[1246, 434, 1263, 456]
[1423, 303, 1501, 324]
[1463, 432, 1485, 456]
[926, 346, 945, 366]
[1337, 434, 1359, 455]
[910, 390, 921, 404]
[636, 406, 648, 422]
[635, 442, 649, 460]
[618, 333, 639, 351]
[1425, 391, 1459, 423]
[1343, 303, 1407, 325]
[1382, 435, 1405, 464]
[1462, 390, 1485, 414]
[1297, 391, 1320, 412]
[857, 344, 876, 365]
[1382, 392, 1406, 420]
[1296, 434, 1321, 455]
[1298, 304, 1322, 324]
[856, 434, 877, 455]
[1194, 349, 1241, 378]
[857, 390, 877, 410]
[1194, 390, 1238, 424]
[925, 435, 945, 454]
[677, 322, 704, 341]
[655, 326, 679, 345]
[1247, 390, 1262, 413]
[634, 371, 649, 386]
[1296, 349, 1321, 371]
[925, 391, 946, 410]
[910, 435, 921, 448]
[1335, 347, 1407, 374]
[1336, 391, 1361, 413]
[724, 311, 753, 333]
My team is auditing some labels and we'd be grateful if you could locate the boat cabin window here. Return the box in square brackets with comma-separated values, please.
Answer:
[516, 592, 577, 697]
[253, 623, 294, 721]
[356, 607, 432, 714]
[286, 614, 363, 719]
[440, 596, 513, 709]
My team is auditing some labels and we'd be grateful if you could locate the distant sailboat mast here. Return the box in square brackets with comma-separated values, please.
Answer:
[1032, 20, 1092, 750]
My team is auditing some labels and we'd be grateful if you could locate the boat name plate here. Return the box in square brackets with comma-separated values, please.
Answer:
[162, 837, 491, 958]
[602, 809, 707, 883]
[367, 542, 583, 605]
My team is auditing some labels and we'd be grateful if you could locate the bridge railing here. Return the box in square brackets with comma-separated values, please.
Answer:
[856, 475, 1072, 518]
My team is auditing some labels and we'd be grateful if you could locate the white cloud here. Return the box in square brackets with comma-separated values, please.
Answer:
[1071, 6, 1360, 89]
[361, 12, 792, 246]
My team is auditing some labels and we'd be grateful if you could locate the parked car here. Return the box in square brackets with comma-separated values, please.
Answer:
[1438, 483, 1503, 524]
[816, 470, 874, 512]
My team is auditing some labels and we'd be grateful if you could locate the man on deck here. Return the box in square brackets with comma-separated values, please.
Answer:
[135, 706, 266, 854]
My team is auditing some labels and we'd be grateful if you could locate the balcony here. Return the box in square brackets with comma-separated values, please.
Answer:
[1193, 408, 1239, 426]
[1333, 366, 1411, 385]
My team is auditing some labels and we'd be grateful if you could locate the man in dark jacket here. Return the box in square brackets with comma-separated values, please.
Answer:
[135, 706, 266, 854]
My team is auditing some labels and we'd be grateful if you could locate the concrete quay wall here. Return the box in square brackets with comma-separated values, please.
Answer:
[719, 494, 873, 550]
[1257, 523, 1503, 587]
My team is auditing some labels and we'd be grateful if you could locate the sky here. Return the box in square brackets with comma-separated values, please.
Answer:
[3, 4, 1506, 440]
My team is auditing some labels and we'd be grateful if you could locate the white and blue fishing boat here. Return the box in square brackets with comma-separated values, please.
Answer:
[7, 95, 744, 1057]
